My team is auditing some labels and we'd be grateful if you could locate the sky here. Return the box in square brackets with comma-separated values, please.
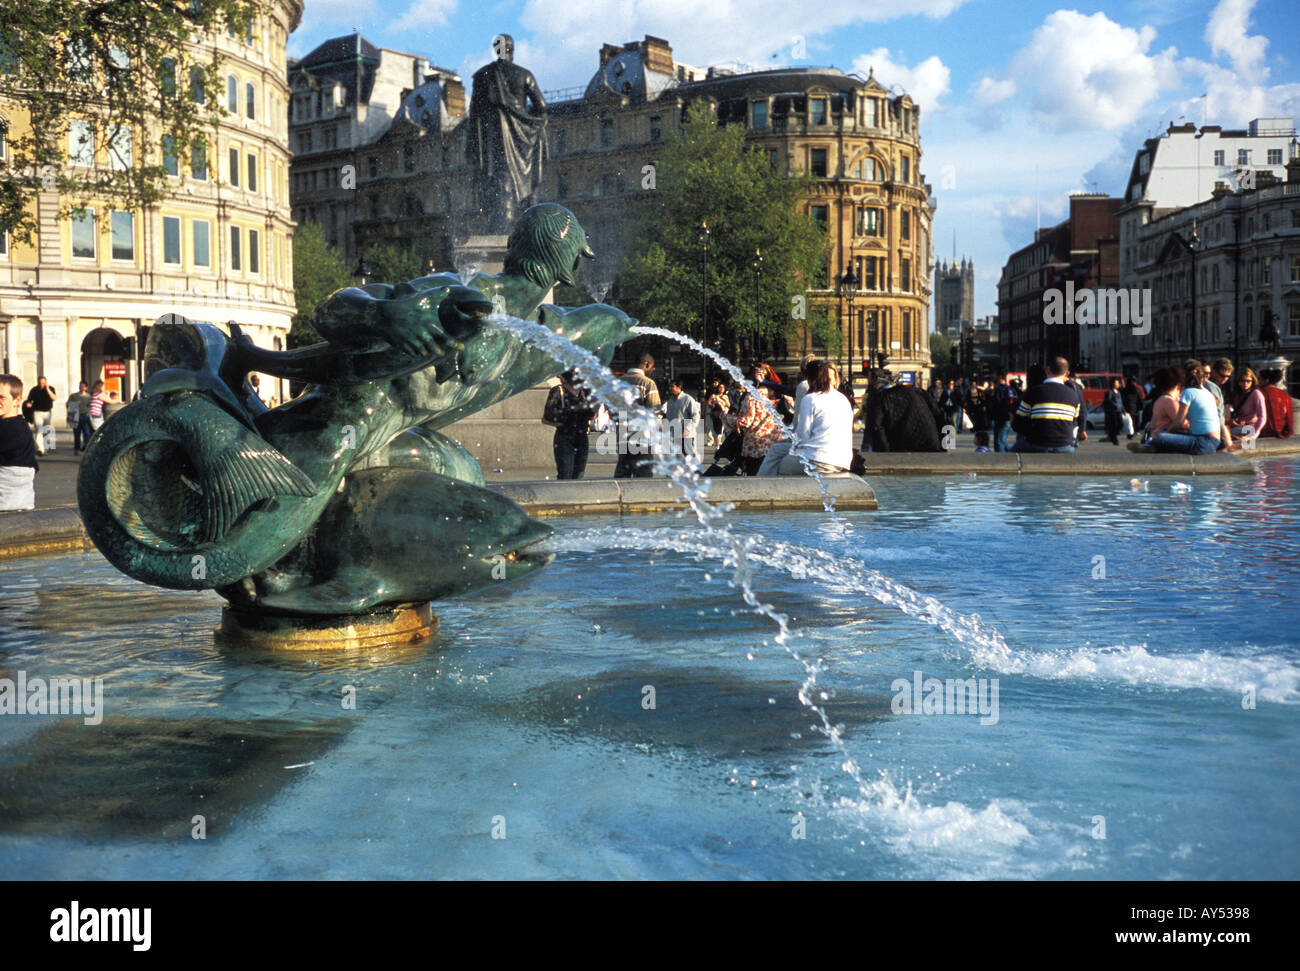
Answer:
[288, 0, 1300, 323]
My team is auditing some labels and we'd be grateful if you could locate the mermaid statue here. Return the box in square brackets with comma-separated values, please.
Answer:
[78, 204, 633, 627]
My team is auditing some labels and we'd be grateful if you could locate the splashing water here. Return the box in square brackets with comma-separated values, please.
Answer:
[458, 262, 481, 287]
[630, 325, 846, 527]
[488, 311, 972, 816]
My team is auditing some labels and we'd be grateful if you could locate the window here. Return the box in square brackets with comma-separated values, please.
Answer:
[230, 226, 241, 270]
[249, 229, 259, 273]
[70, 120, 93, 166]
[110, 211, 134, 261]
[368, 155, 378, 178]
[162, 216, 181, 265]
[109, 125, 131, 170]
[369, 197, 378, 219]
[1263, 213, 1270, 231]
[810, 98, 827, 125]
[190, 67, 205, 103]
[555, 128, 567, 154]
[1294, 211, 1300, 228]
[191, 136, 207, 180]
[1238, 148, 1250, 165]
[193, 219, 210, 266]
[71, 209, 96, 259]
[247, 153, 257, 192]
[297, 131, 312, 153]
[1268, 148, 1283, 165]
[1291, 256, 1300, 283]
[160, 58, 177, 99]
[557, 172, 569, 197]
[67, 39, 92, 83]
[404, 143, 414, 172]
[861, 257, 877, 290]
[228, 147, 240, 187]
[246, 82, 256, 119]
[901, 211, 910, 241]
[867, 98, 881, 127]
[1214, 149, 1224, 165]
[1292, 305, 1300, 337]
[228, 75, 238, 112]
[855, 157, 878, 180]
[1263, 258, 1272, 284]
[767, 148, 778, 170]
[161, 135, 178, 176]
[649, 116, 661, 142]
[600, 117, 613, 147]
[0, 231, 6, 257]
[810, 148, 827, 177]
[900, 156, 911, 182]
[856, 207, 881, 237]
[810, 204, 828, 230]
[901, 257, 911, 292]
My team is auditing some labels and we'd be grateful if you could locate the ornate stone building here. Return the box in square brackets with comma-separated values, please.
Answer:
[302, 35, 935, 382]
[1, 2, 301, 407]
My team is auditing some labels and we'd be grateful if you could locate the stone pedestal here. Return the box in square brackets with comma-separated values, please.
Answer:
[453, 235, 509, 276]
[443, 379, 559, 473]
[1251, 356, 1292, 389]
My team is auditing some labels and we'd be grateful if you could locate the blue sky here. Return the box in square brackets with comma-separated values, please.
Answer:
[290, 0, 1300, 322]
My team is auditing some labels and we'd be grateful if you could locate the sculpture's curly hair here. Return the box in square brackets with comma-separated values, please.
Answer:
[503, 203, 595, 289]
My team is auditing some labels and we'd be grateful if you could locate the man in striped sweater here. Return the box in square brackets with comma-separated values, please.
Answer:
[1011, 357, 1086, 453]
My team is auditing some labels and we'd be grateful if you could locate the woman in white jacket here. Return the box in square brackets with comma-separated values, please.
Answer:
[760, 360, 853, 475]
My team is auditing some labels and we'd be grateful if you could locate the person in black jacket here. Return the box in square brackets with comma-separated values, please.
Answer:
[1, 374, 39, 511]
[1121, 375, 1145, 439]
[940, 379, 964, 431]
[864, 370, 946, 452]
[986, 373, 1014, 452]
[1103, 377, 1124, 445]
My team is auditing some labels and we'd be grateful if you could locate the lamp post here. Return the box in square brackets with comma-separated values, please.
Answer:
[1189, 222, 1200, 362]
[752, 247, 763, 362]
[698, 220, 710, 381]
[838, 266, 859, 381]
[353, 256, 372, 288]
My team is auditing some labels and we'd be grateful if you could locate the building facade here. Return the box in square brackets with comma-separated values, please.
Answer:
[294, 34, 935, 383]
[996, 194, 1122, 374]
[933, 257, 973, 337]
[1, 2, 302, 408]
[1117, 159, 1300, 380]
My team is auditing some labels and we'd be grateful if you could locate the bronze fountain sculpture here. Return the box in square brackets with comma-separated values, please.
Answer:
[77, 204, 634, 647]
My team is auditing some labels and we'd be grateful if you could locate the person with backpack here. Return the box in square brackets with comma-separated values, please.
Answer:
[614, 353, 661, 478]
[543, 370, 596, 479]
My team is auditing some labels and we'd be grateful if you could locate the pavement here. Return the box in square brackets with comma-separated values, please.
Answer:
[3, 426, 1294, 561]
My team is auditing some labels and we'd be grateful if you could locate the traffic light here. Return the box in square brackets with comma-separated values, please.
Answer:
[877, 352, 889, 369]
[123, 337, 137, 359]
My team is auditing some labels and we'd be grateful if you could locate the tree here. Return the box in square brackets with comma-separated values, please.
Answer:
[0, 1, 263, 244]
[363, 239, 428, 286]
[619, 100, 833, 366]
[929, 331, 957, 380]
[289, 222, 351, 347]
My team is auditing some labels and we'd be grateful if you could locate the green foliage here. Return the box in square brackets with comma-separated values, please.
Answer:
[0, 1, 265, 243]
[364, 239, 428, 287]
[928, 331, 960, 381]
[619, 101, 833, 362]
[290, 222, 351, 347]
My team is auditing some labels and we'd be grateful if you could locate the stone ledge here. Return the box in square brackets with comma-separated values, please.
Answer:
[491, 475, 879, 516]
[0, 506, 92, 560]
[858, 450, 1255, 475]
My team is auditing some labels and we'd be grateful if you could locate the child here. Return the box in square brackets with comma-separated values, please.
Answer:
[974, 430, 992, 453]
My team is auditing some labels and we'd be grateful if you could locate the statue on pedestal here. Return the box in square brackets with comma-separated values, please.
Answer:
[468, 34, 548, 234]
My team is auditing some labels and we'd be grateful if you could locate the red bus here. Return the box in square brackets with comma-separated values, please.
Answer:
[1004, 371, 1119, 408]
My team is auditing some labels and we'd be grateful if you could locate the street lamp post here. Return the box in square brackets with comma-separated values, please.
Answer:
[352, 256, 372, 288]
[838, 266, 859, 382]
[1189, 223, 1200, 362]
[752, 247, 763, 362]
[698, 220, 710, 382]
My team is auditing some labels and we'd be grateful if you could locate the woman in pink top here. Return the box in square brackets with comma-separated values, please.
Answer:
[1229, 367, 1266, 442]
[1145, 367, 1182, 440]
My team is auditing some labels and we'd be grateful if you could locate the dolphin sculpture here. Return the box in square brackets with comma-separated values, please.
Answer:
[78, 203, 633, 616]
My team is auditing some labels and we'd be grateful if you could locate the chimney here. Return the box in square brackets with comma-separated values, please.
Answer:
[414, 57, 428, 88]
[600, 43, 623, 67]
[443, 76, 466, 117]
[641, 35, 674, 75]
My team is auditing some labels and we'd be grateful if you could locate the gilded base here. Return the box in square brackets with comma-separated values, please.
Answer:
[216, 603, 438, 652]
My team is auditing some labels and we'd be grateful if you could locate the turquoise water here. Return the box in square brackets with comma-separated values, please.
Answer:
[1, 461, 1297, 879]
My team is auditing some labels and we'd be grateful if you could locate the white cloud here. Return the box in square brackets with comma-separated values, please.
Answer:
[850, 49, 951, 111]
[974, 76, 1015, 106]
[1006, 11, 1181, 131]
[517, 0, 971, 90]
[1205, 0, 1269, 81]
[390, 0, 457, 34]
[296, 0, 381, 32]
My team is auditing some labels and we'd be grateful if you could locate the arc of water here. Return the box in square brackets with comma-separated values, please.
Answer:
[490, 313, 890, 807]
[629, 326, 844, 527]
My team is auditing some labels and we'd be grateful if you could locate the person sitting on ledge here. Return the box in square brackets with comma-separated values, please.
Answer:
[1259, 369, 1294, 439]
[1149, 362, 1228, 455]
[1142, 367, 1182, 441]
[0, 374, 39, 512]
[760, 360, 853, 476]
[1228, 367, 1267, 445]
[1011, 356, 1085, 453]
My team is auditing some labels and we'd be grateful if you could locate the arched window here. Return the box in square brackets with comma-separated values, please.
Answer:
[246, 81, 255, 119]
[227, 75, 237, 112]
